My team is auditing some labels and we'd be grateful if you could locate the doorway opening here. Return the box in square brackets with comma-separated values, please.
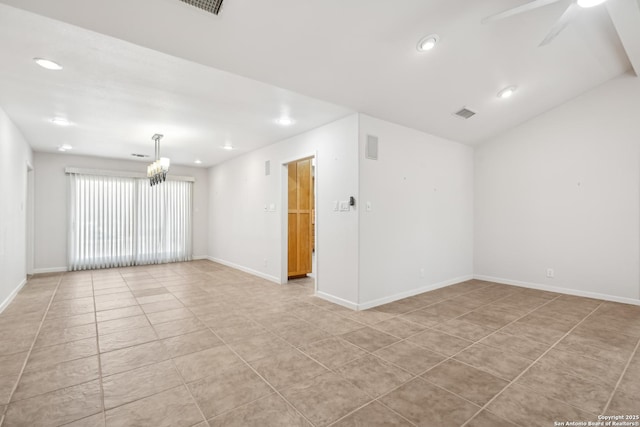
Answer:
[284, 155, 316, 292]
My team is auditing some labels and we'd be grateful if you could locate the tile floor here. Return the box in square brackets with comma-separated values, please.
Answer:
[0, 260, 638, 426]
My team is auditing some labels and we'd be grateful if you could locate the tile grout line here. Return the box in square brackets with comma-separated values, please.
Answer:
[276, 284, 525, 426]
[269, 312, 420, 426]
[197, 312, 331, 424]
[193, 274, 391, 425]
[337, 295, 569, 427]
[9, 267, 632, 427]
[286, 336, 419, 427]
[277, 283, 559, 426]
[333, 290, 554, 378]
[292, 282, 517, 358]
[181, 307, 318, 426]
[459, 301, 607, 427]
[341, 282, 547, 346]
[241, 297, 416, 425]
[322, 290, 564, 426]
[78, 269, 202, 423]
[304, 280, 496, 330]
[54, 271, 113, 427]
[602, 334, 640, 414]
[131, 278, 213, 427]
[196, 279, 337, 424]
[9, 268, 301, 425]
[293, 338, 422, 426]
[147, 267, 315, 426]
[367, 280, 498, 316]
[326, 398, 417, 427]
[1, 273, 65, 427]
[1, 264, 229, 425]
[93, 269, 114, 427]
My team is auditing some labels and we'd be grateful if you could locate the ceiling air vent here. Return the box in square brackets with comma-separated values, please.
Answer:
[178, 0, 225, 15]
[454, 107, 477, 119]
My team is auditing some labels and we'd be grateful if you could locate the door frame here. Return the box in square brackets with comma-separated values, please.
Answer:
[26, 162, 34, 276]
[280, 151, 318, 294]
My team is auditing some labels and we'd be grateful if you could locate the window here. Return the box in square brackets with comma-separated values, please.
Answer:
[68, 172, 193, 270]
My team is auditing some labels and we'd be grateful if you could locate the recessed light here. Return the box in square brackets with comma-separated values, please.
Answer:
[222, 142, 234, 150]
[194, 159, 202, 164]
[417, 34, 440, 52]
[34, 58, 63, 70]
[276, 117, 294, 126]
[577, 0, 608, 8]
[497, 86, 517, 99]
[51, 117, 71, 126]
[57, 144, 72, 152]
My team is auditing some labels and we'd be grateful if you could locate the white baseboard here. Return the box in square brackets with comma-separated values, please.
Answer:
[33, 266, 67, 274]
[474, 275, 640, 306]
[207, 257, 280, 284]
[0, 278, 28, 314]
[315, 291, 359, 310]
[357, 274, 475, 311]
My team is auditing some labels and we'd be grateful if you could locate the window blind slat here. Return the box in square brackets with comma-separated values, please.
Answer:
[68, 174, 193, 270]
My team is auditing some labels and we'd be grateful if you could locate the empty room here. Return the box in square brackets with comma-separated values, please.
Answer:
[0, 0, 639, 426]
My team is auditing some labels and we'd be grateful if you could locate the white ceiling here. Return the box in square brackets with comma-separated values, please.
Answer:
[0, 0, 638, 165]
[0, 4, 352, 167]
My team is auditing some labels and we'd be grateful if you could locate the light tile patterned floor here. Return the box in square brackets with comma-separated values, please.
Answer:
[0, 260, 638, 426]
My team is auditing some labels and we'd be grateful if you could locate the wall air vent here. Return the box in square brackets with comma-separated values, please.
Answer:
[178, 0, 225, 15]
[131, 153, 150, 158]
[365, 135, 379, 160]
[454, 107, 477, 119]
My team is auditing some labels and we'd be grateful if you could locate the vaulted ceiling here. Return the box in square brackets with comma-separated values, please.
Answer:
[0, 0, 638, 166]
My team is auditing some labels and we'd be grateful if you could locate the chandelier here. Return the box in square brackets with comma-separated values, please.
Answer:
[147, 134, 170, 186]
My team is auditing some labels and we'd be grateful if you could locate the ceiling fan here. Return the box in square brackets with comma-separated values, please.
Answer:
[482, 0, 610, 46]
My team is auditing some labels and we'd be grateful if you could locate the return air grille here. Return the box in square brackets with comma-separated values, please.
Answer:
[365, 135, 379, 160]
[454, 107, 477, 119]
[178, 0, 224, 15]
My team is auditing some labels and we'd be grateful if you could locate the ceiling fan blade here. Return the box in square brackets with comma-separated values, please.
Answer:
[482, 0, 564, 23]
[539, 2, 580, 46]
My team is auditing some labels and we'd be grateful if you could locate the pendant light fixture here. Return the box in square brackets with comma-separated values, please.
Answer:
[147, 133, 170, 186]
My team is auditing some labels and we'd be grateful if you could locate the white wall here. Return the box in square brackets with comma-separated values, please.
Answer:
[209, 115, 360, 306]
[358, 115, 474, 307]
[0, 106, 33, 311]
[209, 113, 475, 309]
[475, 72, 640, 302]
[33, 152, 209, 272]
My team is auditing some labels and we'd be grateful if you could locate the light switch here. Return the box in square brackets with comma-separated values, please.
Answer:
[366, 201, 372, 212]
[339, 201, 349, 211]
[269, 203, 276, 212]
[333, 201, 339, 211]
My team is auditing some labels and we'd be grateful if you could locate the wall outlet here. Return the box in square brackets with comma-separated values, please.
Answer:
[546, 268, 554, 278]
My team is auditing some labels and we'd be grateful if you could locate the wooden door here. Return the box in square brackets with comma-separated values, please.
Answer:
[288, 158, 313, 278]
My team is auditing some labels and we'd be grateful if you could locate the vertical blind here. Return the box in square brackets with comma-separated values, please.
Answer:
[68, 173, 193, 271]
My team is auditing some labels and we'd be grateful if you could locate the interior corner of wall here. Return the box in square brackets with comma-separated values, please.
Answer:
[0, 277, 28, 314]
[315, 290, 358, 311]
